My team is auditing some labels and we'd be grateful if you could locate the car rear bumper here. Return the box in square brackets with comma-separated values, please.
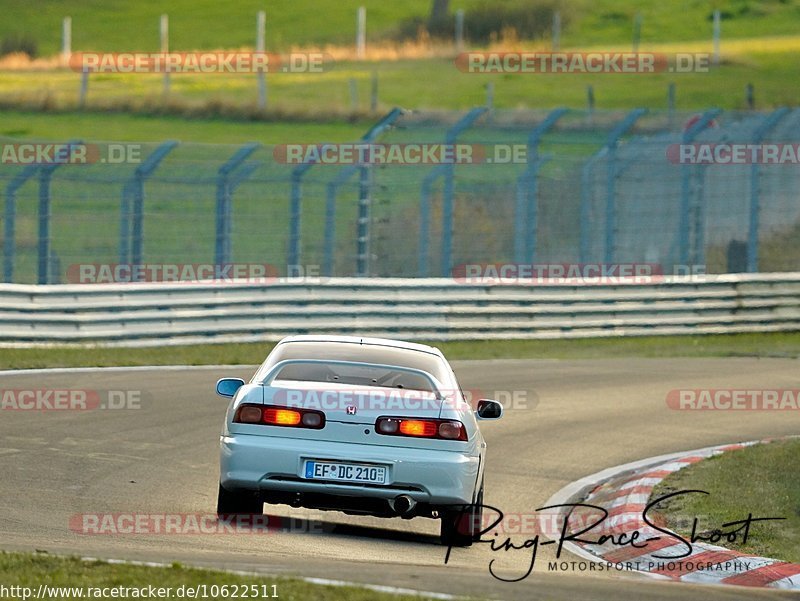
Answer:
[220, 432, 480, 506]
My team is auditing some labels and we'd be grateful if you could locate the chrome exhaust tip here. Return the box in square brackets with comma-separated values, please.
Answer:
[390, 494, 417, 517]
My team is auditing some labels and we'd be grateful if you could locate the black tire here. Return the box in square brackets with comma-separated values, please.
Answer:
[440, 483, 483, 547]
[216, 483, 263, 517]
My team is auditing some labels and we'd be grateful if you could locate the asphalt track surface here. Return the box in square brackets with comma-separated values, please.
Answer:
[1, 358, 799, 600]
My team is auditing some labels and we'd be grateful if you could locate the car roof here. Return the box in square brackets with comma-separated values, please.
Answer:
[276, 334, 443, 357]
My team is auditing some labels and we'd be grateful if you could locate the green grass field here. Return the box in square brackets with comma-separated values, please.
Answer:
[651, 438, 800, 563]
[2, 47, 799, 117]
[2, 0, 800, 55]
[0, 110, 368, 143]
[0, 552, 443, 601]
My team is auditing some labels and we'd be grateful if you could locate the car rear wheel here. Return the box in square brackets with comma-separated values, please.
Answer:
[216, 483, 263, 516]
[440, 482, 483, 547]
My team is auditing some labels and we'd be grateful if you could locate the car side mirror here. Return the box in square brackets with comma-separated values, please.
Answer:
[476, 399, 503, 420]
[216, 377, 245, 398]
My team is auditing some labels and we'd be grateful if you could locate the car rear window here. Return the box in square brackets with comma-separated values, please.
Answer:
[254, 341, 450, 386]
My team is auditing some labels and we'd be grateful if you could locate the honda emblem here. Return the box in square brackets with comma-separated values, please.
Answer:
[346, 405, 357, 415]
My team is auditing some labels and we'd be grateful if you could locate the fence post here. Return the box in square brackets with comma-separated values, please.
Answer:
[256, 11, 267, 110]
[437, 107, 488, 277]
[37, 173, 51, 284]
[632, 13, 642, 53]
[349, 78, 359, 111]
[215, 143, 260, 266]
[515, 107, 568, 263]
[3, 164, 40, 283]
[370, 71, 378, 112]
[122, 141, 178, 271]
[61, 16, 72, 60]
[36, 142, 81, 284]
[323, 179, 339, 277]
[712, 9, 721, 66]
[418, 168, 441, 276]
[552, 11, 561, 51]
[78, 66, 89, 108]
[3, 187, 16, 283]
[320, 108, 403, 276]
[604, 108, 647, 263]
[745, 83, 755, 110]
[678, 109, 721, 266]
[455, 9, 465, 52]
[161, 14, 170, 97]
[356, 6, 366, 59]
[355, 166, 372, 276]
[667, 82, 676, 127]
[747, 107, 789, 272]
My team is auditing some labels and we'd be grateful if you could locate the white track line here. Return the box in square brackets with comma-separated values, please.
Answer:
[80, 556, 465, 600]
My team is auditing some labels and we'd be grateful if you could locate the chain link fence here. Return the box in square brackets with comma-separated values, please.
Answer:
[2, 108, 799, 283]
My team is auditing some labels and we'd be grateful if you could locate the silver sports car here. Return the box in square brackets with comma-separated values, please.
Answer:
[216, 335, 503, 546]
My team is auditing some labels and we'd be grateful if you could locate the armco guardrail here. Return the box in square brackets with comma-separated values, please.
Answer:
[0, 274, 799, 347]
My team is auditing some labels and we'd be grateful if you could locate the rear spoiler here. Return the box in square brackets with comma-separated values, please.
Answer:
[257, 358, 446, 400]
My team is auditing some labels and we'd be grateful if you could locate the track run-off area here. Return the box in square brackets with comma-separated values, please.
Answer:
[1, 358, 798, 601]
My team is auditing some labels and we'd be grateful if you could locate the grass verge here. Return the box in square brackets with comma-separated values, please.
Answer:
[0, 552, 444, 601]
[3, 46, 800, 116]
[650, 438, 800, 563]
[3, 0, 800, 56]
[1, 332, 799, 370]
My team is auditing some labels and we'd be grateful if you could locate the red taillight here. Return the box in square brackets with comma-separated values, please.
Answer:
[234, 404, 325, 429]
[376, 417, 467, 441]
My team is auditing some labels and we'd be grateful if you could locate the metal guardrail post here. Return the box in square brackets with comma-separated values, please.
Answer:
[678, 109, 721, 266]
[37, 141, 82, 284]
[440, 107, 488, 277]
[747, 107, 789, 272]
[215, 143, 259, 266]
[604, 108, 646, 264]
[121, 141, 177, 270]
[3, 163, 40, 283]
[515, 107, 568, 263]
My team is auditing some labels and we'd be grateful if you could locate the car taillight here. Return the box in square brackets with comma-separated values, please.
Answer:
[376, 417, 467, 441]
[264, 408, 301, 425]
[234, 404, 325, 429]
[400, 420, 438, 437]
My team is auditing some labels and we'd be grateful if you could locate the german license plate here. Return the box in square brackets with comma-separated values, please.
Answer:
[303, 460, 387, 484]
